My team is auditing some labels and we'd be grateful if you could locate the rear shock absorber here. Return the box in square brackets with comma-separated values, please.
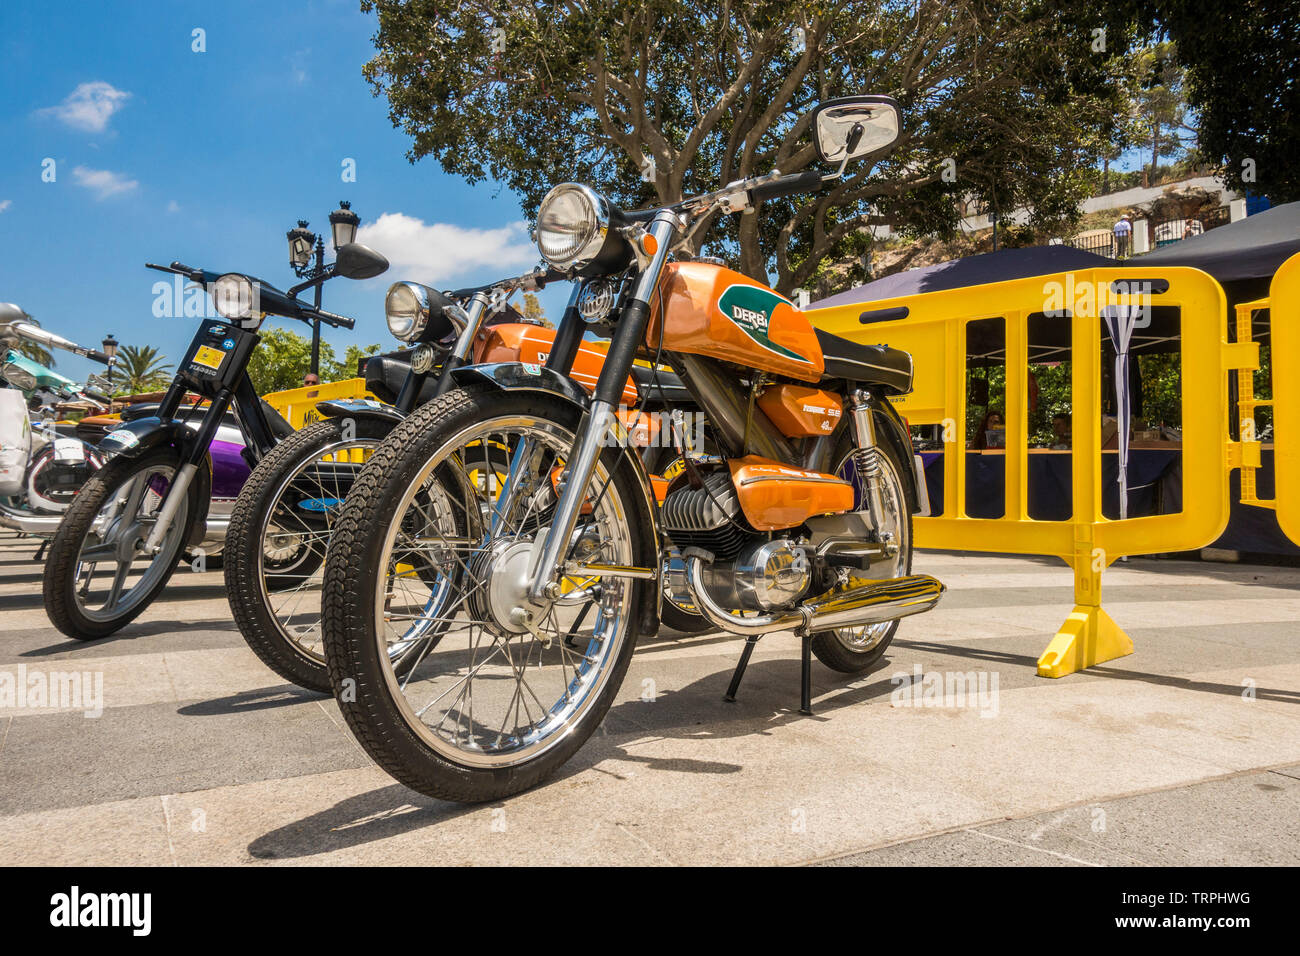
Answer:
[847, 389, 892, 547]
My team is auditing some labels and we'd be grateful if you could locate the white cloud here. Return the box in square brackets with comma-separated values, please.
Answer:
[40, 81, 131, 133]
[356, 213, 537, 284]
[72, 166, 139, 199]
[166, 200, 180, 214]
[0, 200, 11, 214]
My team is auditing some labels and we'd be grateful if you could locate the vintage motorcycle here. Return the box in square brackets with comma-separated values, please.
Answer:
[42, 244, 387, 639]
[225, 264, 706, 693]
[320, 95, 944, 802]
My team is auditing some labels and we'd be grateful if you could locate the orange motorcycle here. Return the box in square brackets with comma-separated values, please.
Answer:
[320, 95, 944, 802]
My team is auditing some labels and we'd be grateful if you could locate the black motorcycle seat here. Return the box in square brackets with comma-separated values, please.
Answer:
[814, 328, 913, 394]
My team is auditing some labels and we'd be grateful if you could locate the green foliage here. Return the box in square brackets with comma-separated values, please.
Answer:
[362, 0, 1141, 293]
[246, 326, 383, 395]
[114, 344, 172, 396]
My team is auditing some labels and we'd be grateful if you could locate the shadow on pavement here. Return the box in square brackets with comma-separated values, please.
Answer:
[178, 685, 327, 716]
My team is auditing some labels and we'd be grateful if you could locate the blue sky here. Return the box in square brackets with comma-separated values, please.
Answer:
[0, 0, 564, 384]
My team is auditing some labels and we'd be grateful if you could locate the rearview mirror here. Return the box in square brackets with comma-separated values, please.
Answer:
[334, 243, 390, 280]
[812, 95, 901, 167]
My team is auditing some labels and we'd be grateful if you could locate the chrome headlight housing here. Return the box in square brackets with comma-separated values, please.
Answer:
[210, 274, 258, 320]
[385, 282, 432, 342]
[1, 362, 38, 392]
[535, 183, 612, 270]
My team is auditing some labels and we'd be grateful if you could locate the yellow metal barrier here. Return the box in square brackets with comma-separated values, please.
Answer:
[811, 266, 1251, 677]
[1268, 255, 1300, 544]
[262, 377, 372, 429]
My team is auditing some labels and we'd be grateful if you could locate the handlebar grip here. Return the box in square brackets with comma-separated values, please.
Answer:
[86, 350, 112, 365]
[311, 309, 355, 330]
[749, 170, 824, 204]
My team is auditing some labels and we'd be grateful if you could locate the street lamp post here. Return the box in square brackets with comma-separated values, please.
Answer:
[287, 202, 362, 379]
[101, 333, 119, 389]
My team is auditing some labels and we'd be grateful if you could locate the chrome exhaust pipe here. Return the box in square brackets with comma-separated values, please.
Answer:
[685, 555, 943, 636]
[0, 503, 64, 536]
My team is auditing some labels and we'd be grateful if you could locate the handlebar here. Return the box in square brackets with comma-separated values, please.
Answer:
[447, 265, 568, 301]
[146, 261, 357, 330]
[749, 170, 826, 204]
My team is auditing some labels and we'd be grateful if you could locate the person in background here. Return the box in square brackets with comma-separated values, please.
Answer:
[1050, 413, 1071, 450]
[302, 372, 320, 387]
[974, 410, 1005, 450]
[1113, 215, 1132, 257]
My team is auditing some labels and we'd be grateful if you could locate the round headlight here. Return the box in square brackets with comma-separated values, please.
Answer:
[535, 183, 610, 269]
[211, 274, 257, 320]
[385, 282, 429, 342]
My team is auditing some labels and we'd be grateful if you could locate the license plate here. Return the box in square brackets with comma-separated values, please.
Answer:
[192, 345, 225, 371]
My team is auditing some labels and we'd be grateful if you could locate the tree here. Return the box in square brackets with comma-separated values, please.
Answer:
[1152, 0, 1300, 202]
[1130, 41, 1195, 187]
[114, 345, 172, 396]
[520, 292, 552, 328]
[246, 326, 383, 395]
[362, 0, 1139, 294]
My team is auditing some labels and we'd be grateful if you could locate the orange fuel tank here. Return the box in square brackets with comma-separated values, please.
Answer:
[646, 262, 824, 383]
[757, 384, 843, 437]
[475, 323, 640, 406]
[728, 455, 853, 531]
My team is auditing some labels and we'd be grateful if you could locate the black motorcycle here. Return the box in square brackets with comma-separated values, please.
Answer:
[42, 244, 388, 639]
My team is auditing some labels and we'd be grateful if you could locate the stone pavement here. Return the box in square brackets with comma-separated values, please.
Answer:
[0, 534, 1296, 865]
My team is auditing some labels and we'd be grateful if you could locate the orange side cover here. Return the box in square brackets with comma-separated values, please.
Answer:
[728, 455, 853, 531]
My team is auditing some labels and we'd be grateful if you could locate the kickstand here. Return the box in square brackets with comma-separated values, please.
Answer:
[724, 635, 760, 702]
[32, 539, 47, 563]
[799, 632, 814, 716]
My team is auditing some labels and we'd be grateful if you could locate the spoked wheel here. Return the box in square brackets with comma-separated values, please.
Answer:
[225, 417, 402, 693]
[322, 386, 649, 803]
[44, 448, 199, 640]
[809, 433, 914, 673]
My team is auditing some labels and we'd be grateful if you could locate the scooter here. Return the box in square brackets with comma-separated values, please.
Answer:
[0, 319, 115, 538]
[41, 243, 387, 639]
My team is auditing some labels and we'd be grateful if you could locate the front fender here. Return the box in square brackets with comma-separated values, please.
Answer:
[97, 417, 195, 460]
[314, 398, 406, 426]
[450, 362, 591, 408]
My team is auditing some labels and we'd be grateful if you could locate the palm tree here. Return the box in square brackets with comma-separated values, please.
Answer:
[114, 345, 173, 396]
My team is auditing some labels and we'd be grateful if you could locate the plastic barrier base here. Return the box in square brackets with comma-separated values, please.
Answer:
[1036, 605, 1134, 678]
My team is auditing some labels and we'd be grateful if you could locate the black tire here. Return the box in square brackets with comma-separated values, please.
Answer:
[322, 386, 650, 803]
[44, 447, 199, 640]
[225, 417, 393, 693]
[809, 429, 914, 673]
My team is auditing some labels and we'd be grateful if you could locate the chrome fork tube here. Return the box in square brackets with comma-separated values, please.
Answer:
[527, 212, 679, 602]
[490, 284, 584, 534]
[448, 293, 490, 362]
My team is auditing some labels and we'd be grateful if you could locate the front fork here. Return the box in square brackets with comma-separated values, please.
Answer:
[846, 389, 893, 549]
[141, 387, 231, 554]
[526, 212, 680, 602]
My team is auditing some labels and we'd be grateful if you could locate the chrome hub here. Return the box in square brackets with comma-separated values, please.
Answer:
[469, 537, 551, 636]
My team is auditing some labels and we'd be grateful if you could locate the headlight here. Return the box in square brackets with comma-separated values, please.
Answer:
[385, 282, 431, 342]
[535, 183, 611, 269]
[211, 274, 258, 320]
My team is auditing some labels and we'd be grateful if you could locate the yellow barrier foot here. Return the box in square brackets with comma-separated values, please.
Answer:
[1036, 606, 1133, 678]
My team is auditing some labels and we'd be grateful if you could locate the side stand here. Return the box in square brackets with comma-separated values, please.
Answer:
[724, 635, 759, 703]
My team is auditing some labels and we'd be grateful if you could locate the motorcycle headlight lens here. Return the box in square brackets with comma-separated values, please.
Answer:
[211, 274, 257, 319]
[385, 282, 429, 342]
[535, 184, 608, 268]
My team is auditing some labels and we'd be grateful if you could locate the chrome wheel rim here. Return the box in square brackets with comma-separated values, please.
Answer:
[256, 437, 380, 664]
[371, 415, 634, 769]
[72, 463, 188, 622]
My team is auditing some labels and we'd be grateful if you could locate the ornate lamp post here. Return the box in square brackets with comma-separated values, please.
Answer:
[101, 333, 119, 389]
[286, 202, 362, 377]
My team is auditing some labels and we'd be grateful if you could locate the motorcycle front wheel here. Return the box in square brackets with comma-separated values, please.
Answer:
[225, 416, 395, 693]
[321, 386, 650, 803]
[44, 447, 200, 640]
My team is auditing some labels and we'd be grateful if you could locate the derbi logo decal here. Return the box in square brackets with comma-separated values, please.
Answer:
[716, 284, 807, 364]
